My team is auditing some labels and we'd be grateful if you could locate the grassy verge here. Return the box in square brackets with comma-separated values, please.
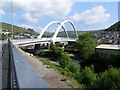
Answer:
[36, 56, 83, 88]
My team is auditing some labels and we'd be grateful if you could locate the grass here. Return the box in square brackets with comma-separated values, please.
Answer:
[36, 56, 83, 88]
[36, 56, 64, 73]
[0, 22, 38, 35]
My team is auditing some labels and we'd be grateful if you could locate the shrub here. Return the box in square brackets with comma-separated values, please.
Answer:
[65, 71, 73, 78]
[56, 67, 64, 72]
[38, 49, 46, 56]
[50, 44, 64, 58]
[0, 34, 6, 40]
[96, 67, 120, 89]
[66, 62, 80, 75]
[61, 70, 67, 75]
[78, 66, 97, 87]
[59, 53, 72, 68]
[81, 55, 120, 73]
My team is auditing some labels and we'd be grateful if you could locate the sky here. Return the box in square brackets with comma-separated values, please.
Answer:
[0, 0, 119, 33]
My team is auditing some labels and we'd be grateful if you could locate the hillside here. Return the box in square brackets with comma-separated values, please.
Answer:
[2, 21, 119, 39]
[42, 31, 92, 38]
[105, 21, 120, 31]
[0, 22, 38, 35]
[58, 31, 88, 38]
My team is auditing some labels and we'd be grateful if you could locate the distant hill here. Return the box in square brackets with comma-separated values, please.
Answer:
[0, 22, 38, 35]
[42, 31, 92, 38]
[2, 21, 119, 38]
[105, 21, 120, 31]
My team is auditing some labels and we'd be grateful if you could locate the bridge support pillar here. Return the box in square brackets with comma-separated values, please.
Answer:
[46, 43, 50, 49]
[34, 44, 40, 51]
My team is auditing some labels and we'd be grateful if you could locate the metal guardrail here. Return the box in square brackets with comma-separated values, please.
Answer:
[9, 39, 50, 89]
[8, 39, 19, 89]
[1, 39, 17, 89]
[0, 41, 2, 90]
[1, 38, 50, 89]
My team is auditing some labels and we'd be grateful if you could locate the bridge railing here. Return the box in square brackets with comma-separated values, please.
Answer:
[9, 39, 50, 88]
[8, 39, 19, 89]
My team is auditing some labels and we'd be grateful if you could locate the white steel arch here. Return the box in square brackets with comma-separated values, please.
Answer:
[37, 21, 69, 39]
[51, 20, 78, 42]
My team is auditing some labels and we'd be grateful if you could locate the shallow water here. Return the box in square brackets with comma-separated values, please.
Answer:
[72, 59, 80, 66]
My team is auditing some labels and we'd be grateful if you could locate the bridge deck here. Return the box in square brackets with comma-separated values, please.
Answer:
[12, 38, 77, 45]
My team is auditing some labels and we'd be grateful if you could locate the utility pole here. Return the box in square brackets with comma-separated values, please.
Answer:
[11, 0, 13, 39]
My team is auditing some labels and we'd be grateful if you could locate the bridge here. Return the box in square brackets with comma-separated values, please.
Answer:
[0, 20, 78, 89]
[12, 20, 78, 46]
[12, 37, 77, 46]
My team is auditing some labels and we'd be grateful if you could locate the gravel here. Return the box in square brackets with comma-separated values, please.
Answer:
[17, 47, 75, 88]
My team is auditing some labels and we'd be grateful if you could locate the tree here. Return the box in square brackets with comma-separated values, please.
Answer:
[50, 44, 64, 59]
[76, 32, 98, 59]
[81, 55, 120, 73]
[66, 62, 80, 76]
[78, 65, 97, 87]
[59, 53, 72, 68]
[0, 34, 6, 40]
[96, 67, 120, 89]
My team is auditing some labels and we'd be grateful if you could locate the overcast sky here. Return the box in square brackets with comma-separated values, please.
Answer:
[0, 0, 119, 33]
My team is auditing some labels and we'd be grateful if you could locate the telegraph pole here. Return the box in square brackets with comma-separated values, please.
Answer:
[11, 0, 13, 39]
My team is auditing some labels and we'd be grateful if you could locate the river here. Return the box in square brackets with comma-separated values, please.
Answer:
[72, 59, 80, 66]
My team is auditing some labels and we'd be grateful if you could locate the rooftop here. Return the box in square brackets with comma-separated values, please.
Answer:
[96, 44, 120, 50]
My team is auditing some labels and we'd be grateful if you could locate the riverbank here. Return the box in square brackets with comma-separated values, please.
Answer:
[17, 47, 76, 88]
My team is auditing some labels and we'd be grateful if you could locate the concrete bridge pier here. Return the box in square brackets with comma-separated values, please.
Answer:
[34, 44, 41, 51]
[46, 43, 51, 49]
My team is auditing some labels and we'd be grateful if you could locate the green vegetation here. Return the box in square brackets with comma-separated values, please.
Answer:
[59, 53, 72, 68]
[37, 57, 82, 88]
[35, 31, 120, 89]
[0, 22, 38, 35]
[76, 32, 98, 59]
[105, 21, 120, 31]
[66, 62, 80, 76]
[0, 33, 12, 40]
[0, 34, 6, 40]
[24, 23, 120, 88]
[42, 31, 88, 38]
[50, 43, 64, 59]
[78, 65, 97, 88]
[75, 32, 120, 73]
[37, 44, 80, 78]
[38, 56, 120, 89]
[37, 49, 47, 56]
[78, 66, 120, 89]
[81, 54, 120, 73]
[96, 67, 120, 89]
